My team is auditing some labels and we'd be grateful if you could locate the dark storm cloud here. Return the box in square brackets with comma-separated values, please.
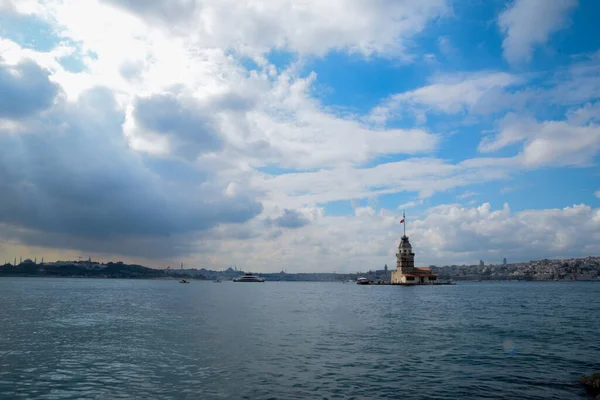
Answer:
[133, 93, 224, 159]
[0, 85, 263, 257]
[0, 59, 61, 118]
[0, 224, 208, 259]
[265, 209, 310, 229]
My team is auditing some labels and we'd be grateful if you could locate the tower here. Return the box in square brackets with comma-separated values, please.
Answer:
[396, 235, 415, 274]
[395, 211, 415, 274]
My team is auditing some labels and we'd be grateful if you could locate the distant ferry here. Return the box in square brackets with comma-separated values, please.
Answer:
[233, 273, 265, 282]
[356, 277, 369, 285]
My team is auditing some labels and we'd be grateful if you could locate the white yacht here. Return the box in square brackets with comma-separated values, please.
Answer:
[233, 273, 265, 282]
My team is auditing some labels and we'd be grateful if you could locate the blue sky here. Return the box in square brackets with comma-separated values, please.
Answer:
[1, 0, 600, 271]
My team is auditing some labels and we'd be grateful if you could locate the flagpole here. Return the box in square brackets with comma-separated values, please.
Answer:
[403, 209, 406, 237]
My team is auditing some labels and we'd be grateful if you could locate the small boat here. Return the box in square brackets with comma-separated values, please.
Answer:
[213, 278, 222, 283]
[179, 279, 190, 284]
[356, 277, 369, 285]
[233, 273, 265, 282]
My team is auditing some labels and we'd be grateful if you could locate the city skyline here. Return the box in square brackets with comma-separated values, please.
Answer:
[1, 0, 600, 272]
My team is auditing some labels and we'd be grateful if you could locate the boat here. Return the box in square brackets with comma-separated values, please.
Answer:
[356, 277, 369, 285]
[213, 278, 222, 283]
[179, 279, 190, 284]
[233, 273, 265, 282]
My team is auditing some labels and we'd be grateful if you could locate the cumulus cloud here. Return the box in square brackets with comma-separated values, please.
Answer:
[1, 0, 599, 272]
[457, 191, 479, 200]
[206, 202, 600, 271]
[121, 65, 439, 169]
[100, 0, 450, 58]
[567, 101, 600, 125]
[265, 209, 311, 229]
[132, 92, 224, 160]
[0, 85, 263, 258]
[479, 112, 600, 167]
[369, 71, 522, 124]
[254, 157, 516, 211]
[371, 51, 600, 125]
[498, 0, 578, 65]
[0, 59, 61, 118]
[414, 202, 600, 263]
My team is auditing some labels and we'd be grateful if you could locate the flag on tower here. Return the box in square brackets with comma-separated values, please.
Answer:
[399, 218, 405, 224]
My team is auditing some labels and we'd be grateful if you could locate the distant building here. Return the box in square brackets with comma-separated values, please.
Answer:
[503, 258, 507, 265]
[479, 260, 484, 267]
[391, 213, 437, 284]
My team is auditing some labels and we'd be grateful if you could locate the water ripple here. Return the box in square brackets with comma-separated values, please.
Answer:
[0, 279, 599, 399]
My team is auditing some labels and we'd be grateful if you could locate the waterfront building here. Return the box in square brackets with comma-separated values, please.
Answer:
[391, 212, 437, 284]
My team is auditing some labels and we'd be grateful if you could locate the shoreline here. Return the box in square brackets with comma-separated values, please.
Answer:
[1, 275, 599, 283]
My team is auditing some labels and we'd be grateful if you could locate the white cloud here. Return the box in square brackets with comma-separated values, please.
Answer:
[371, 51, 600, 124]
[99, 0, 450, 58]
[500, 186, 519, 194]
[595, 190, 600, 199]
[2, 0, 600, 273]
[457, 191, 479, 199]
[567, 101, 600, 125]
[413, 202, 600, 264]
[6, 201, 600, 271]
[369, 71, 521, 124]
[0, 0, 442, 168]
[437, 36, 457, 57]
[178, 202, 600, 271]
[253, 157, 517, 213]
[396, 200, 424, 210]
[0, 1, 447, 267]
[479, 112, 600, 167]
[498, 0, 578, 65]
[0, 0, 41, 14]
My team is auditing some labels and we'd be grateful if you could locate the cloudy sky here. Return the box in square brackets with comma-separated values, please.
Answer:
[1, 0, 599, 272]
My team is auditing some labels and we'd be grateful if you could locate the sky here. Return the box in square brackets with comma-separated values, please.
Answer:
[1, 0, 600, 272]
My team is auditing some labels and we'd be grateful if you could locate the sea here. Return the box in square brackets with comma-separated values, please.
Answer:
[0, 278, 599, 399]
